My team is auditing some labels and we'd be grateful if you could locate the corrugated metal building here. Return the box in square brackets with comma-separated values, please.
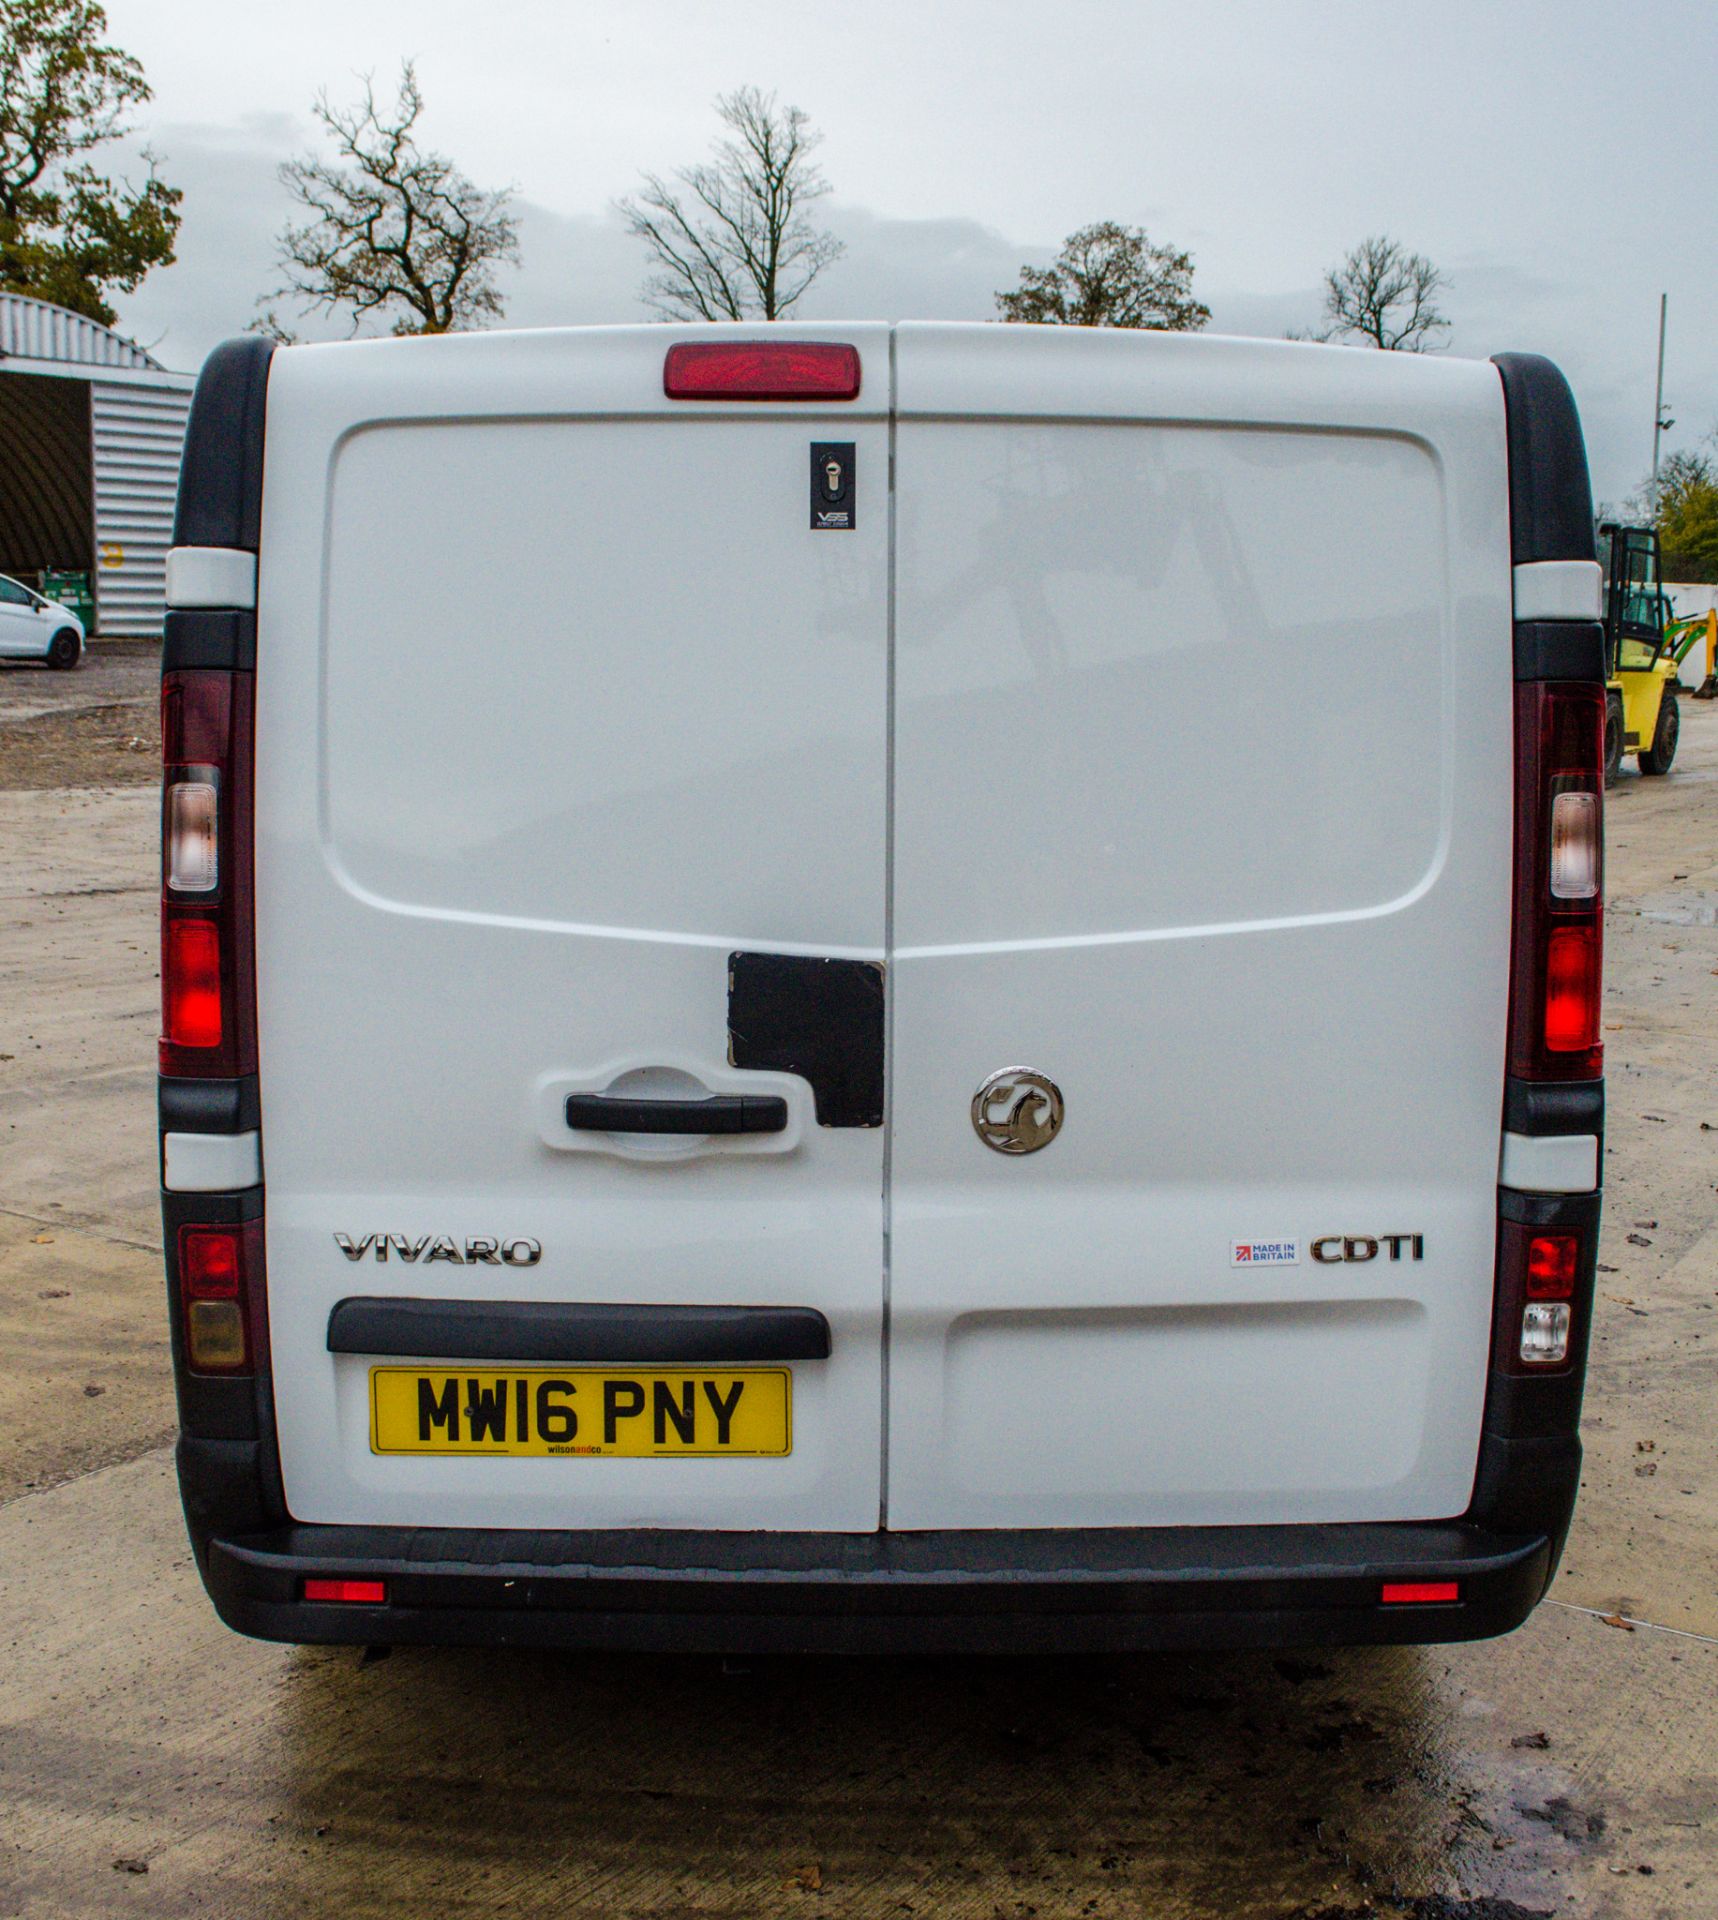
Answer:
[0, 292, 193, 638]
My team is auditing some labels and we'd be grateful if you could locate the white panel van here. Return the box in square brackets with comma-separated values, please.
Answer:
[159, 325, 1605, 1652]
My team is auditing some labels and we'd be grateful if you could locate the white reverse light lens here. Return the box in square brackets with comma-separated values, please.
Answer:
[167, 781, 218, 892]
[1549, 790, 1598, 900]
[1520, 1301, 1571, 1365]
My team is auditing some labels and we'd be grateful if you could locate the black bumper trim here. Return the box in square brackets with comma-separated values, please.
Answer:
[200, 1520, 1550, 1655]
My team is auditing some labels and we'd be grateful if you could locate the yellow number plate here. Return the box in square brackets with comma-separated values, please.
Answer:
[369, 1367, 790, 1457]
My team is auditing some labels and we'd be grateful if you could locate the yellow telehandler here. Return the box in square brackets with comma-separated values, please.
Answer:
[1599, 524, 1684, 782]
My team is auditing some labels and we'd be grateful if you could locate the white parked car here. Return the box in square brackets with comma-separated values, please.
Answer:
[0, 572, 84, 668]
[158, 325, 1606, 1655]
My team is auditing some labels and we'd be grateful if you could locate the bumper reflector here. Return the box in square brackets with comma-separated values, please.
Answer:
[303, 1578, 387, 1605]
[1381, 1581, 1460, 1606]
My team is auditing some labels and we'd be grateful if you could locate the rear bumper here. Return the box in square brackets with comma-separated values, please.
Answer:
[199, 1512, 1553, 1655]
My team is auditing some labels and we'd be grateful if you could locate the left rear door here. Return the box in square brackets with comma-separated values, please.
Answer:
[255, 325, 892, 1532]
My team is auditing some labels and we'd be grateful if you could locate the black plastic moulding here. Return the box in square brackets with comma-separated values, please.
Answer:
[163, 608, 257, 674]
[160, 1075, 262, 1135]
[1491, 353, 1597, 568]
[1513, 619, 1604, 684]
[173, 334, 276, 554]
[327, 1298, 833, 1364]
[1503, 1077, 1604, 1139]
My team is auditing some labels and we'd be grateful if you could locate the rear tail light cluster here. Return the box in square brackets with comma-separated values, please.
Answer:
[178, 1220, 265, 1373]
[160, 671, 256, 1076]
[1495, 1221, 1582, 1372]
[1507, 684, 1604, 1078]
[162, 666, 265, 1375]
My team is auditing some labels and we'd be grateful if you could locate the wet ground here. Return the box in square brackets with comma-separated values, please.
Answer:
[2, 683, 1716, 1918]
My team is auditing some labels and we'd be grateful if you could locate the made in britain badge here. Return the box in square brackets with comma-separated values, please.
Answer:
[1230, 1238, 1300, 1267]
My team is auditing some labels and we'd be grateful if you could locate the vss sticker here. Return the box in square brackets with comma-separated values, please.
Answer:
[1231, 1239, 1300, 1267]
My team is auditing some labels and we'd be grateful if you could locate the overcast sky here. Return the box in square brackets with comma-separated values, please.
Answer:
[104, 0, 1716, 504]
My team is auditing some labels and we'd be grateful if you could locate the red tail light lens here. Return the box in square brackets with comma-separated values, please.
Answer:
[1525, 1232, 1578, 1299]
[1507, 684, 1604, 1080]
[160, 670, 255, 1077]
[180, 1225, 242, 1297]
[1543, 924, 1600, 1052]
[176, 1219, 263, 1372]
[663, 341, 861, 401]
[164, 916, 223, 1047]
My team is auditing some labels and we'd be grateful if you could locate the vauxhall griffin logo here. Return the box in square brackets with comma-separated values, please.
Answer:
[335, 1234, 542, 1267]
[971, 1067, 1065, 1156]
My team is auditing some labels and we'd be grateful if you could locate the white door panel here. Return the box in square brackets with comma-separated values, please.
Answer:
[256, 326, 891, 1531]
[885, 326, 1514, 1529]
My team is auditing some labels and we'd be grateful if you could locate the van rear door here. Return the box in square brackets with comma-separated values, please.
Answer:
[884, 325, 1515, 1529]
[255, 326, 890, 1531]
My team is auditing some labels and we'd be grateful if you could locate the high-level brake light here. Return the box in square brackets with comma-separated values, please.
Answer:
[663, 341, 861, 401]
[1506, 684, 1604, 1080]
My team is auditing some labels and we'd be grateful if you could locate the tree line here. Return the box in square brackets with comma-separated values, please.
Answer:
[0, 3, 1450, 351]
[1, 0, 1709, 574]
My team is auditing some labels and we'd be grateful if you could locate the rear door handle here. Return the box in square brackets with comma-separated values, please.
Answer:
[564, 1093, 789, 1135]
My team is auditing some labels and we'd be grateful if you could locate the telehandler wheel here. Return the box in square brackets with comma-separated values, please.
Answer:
[1603, 691, 1625, 786]
[1638, 687, 1679, 776]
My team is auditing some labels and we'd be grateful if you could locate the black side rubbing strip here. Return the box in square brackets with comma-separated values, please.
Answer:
[728, 953, 884, 1128]
[1491, 353, 1596, 567]
[327, 1299, 832, 1364]
[173, 334, 276, 553]
[1513, 620, 1604, 685]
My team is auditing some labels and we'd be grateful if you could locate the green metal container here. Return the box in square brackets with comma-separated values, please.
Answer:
[42, 568, 96, 631]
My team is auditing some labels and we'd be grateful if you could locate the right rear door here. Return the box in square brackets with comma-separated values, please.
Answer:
[884, 325, 1516, 1530]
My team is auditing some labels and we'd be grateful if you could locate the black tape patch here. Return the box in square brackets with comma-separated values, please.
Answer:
[728, 952, 884, 1128]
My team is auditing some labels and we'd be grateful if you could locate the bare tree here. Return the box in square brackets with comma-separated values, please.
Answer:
[1312, 235, 1448, 351]
[996, 222, 1209, 330]
[619, 87, 842, 321]
[272, 62, 518, 336]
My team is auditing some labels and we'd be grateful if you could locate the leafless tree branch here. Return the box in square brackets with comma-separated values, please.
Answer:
[1314, 234, 1449, 351]
[271, 61, 518, 336]
[618, 87, 842, 321]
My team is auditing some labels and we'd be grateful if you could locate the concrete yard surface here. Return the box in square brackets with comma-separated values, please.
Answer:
[2, 687, 1717, 1917]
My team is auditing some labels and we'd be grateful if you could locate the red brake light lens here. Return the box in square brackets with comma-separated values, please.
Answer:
[1525, 1232, 1579, 1300]
[1543, 924, 1601, 1052]
[179, 1225, 242, 1298]
[163, 916, 223, 1047]
[663, 341, 861, 401]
